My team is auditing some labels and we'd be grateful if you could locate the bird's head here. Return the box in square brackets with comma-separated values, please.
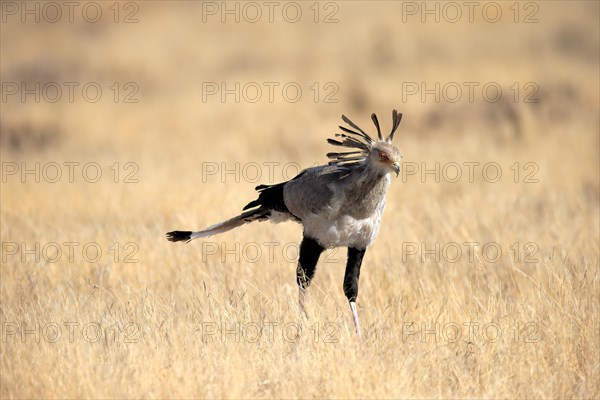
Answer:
[369, 141, 402, 177]
[326, 109, 403, 177]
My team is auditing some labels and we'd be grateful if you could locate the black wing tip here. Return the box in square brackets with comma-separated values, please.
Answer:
[242, 200, 259, 210]
[166, 231, 192, 242]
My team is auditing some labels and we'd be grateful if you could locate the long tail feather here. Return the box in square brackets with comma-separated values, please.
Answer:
[166, 208, 269, 243]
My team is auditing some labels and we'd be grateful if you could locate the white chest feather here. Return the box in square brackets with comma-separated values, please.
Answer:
[302, 197, 386, 249]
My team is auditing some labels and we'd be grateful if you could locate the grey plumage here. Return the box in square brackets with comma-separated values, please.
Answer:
[167, 110, 404, 337]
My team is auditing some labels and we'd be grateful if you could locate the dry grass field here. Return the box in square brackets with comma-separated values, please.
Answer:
[1, 1, 599, 398]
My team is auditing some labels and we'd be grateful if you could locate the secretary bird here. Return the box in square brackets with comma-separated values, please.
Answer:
[167, 110, 403, 337]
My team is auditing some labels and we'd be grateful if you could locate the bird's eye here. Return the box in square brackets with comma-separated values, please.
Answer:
[379, 152, 388, 161]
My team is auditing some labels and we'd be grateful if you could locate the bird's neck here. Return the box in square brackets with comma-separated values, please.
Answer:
[337, 164, 390, 219]
[347, 162, 391, 202]
[355, 161, 390, 189]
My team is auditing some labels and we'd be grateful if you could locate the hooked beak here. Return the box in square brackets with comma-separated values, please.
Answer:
[392, 162, 400, 177]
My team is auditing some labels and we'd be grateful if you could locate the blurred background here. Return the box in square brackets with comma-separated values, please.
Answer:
[1, 1, 599, 398]
[2, 1, 598, 158]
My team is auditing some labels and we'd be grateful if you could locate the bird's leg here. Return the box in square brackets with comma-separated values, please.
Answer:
[296, 236, 324, 318]
[343, 247, 366, 338]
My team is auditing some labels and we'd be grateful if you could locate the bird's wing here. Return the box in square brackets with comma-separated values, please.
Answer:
[283, 165, 352, 219]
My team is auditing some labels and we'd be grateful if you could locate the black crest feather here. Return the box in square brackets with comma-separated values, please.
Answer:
[388, 109, 403, 142]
